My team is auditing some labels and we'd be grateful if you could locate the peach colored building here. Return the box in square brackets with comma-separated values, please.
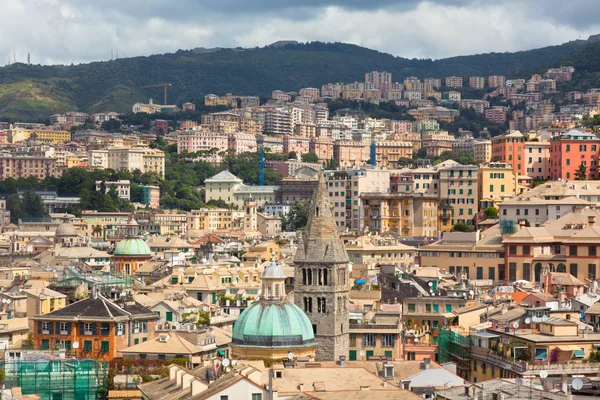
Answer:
[491, 130, 526, 176]
[488, 75, 506, 88]
[469, 76, 485, 89]
[299, 87, 320, 101]
[445, 76, 463, 88]
[283, 135, 310, 156]
[309, 137, 333, 161]
[550, 130, 600, 180]
[333, 140, 369, 168]
[524, 141, 551, 181]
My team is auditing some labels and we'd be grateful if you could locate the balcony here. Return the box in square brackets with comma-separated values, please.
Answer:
[440, 213, 452, 220]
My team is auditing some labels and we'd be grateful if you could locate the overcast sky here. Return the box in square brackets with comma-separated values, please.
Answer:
[2, 0, 600, 66]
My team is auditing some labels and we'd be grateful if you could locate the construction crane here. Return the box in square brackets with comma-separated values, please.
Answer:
[139, 83, 172, 105]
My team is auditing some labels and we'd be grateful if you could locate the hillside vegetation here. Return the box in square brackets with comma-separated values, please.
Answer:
[0, 40, 592, 119]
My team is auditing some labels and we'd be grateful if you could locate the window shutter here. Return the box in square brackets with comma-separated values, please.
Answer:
[38, 321, 42, 334]
[66, 322, 72, 335]
[48, 322, 54, 334]
[80, 322, 85, 334]
[91, 323, 97, 335]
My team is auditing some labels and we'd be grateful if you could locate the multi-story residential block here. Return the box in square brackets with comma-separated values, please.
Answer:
[272, 90, 292, 102]
[484, 107, 507, 124]
[133, 98, 177, 113]
[333, 140, 369, 168]
[365, 71, 392, 89]
[95, 180, 131, 200]
[445, 76, 463, 88]
[295, 123, 316, 137]
[424, 78, 441, 89]
[263, 107, 292, 135]
[459, 99, 490, 114]
[283, 135, 310, 156]
[473, 140, 492, 164]
[228, 132, 257, 154]
[422, 132, 455, 157]
[545, 66, 575, 81]
[324, 169, 390, 231]
[549, 130, 600, 180]
[309, 137, 334, 161]
[8, 127, 71, 144]
[539, 79, 557, 93]
[404, 77, 422, 91]
[375, 141, 413, 167]
[154, 119, 169, 134]
[444, 91, 461, 101]
[140, 185, 160, 209]
[0, 153, 60, 180]
[91, 112, 120, 123]
[187, 208, 244, 237]
[524, 141, 551, 181]
[403, 90, 422, 100]
[469, 76, 485, 89]
[478, 163, 520, 209]
[491, 130, 526, 176]
[413, 119, 439, 134]
[487, 75, 506, 88]
[499, 195, 593, 227]
[439, 162, 479, 227]
[32, 292, 158, 362]
[204, 170, 278, 207]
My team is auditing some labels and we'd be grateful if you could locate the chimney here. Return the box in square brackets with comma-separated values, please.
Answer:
[589, 216, 596, 227]
[518, 220, 526, 230]
[298, 384, 304, 392]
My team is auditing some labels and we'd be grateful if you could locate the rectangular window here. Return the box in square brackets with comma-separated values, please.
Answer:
[523, 263, 531, 282]
[252, 395, 262, 400]
[426, 304, 431, 312]
[41, 339, 49, 349]
[100, 341, 109, 352]
[590, 264, 597, 281]
[116, 323, 125, 336]
[166, 312, 173, 322]
[84, 340, 92, 351]
[381, 334, 395, 348]
[433, 304, 439, 313]
[590, 246, 597, 257]
[523, 245, 530, 255]
[570, 264, 578, 278]
[489, 267, 495, 281]
[570, 246, 577, 256]
[476, 267, 483, 280]
[445, 305, 452, 313]
[84, 323, 94, 335]
[509, 245, 517, 255]
[363, 334, 376, 347]
[509, 262, 517, 282]
[407, 304, 416, 312]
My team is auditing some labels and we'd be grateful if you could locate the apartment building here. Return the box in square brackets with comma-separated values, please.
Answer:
[499, 196, 593, 227]
[365, 71, 392, 88]
[473, 140, 492, 164]
[491, 131, 526, 176]
[375, 141, 413, 167]
[89, 147, 165, 178]
[177, 130, 228, 154]
[263, 108, 292, 135]
[459, 99, 490, 114]
[484, 107, 507, 124]
[283, 136, 310, 155]
[95, 180, 131, 201]
[424, 78, 441, 89]
[0, 154, 60, 180]
[439, 163, 479, 227]
[549, 130, 600, 180]
[298, 87, 320, 101]
[333, 140, 369, 168]
[445, 76, 463, 88]
[228, 132, 257, 154]
[8, 127, 71, 144]
[487, 75, 506, 88]
[478, 163, 519, 209]
[187, 208, 244, 237]
[524, 141, 551, 181]
[469, 76, 485, 89]
[324, 169, 390, 231]
[309, 137, 333, 161]
[422, 132, 455, 157]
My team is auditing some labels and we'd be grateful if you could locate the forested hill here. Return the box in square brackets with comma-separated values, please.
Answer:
[0, 39, 591, 119]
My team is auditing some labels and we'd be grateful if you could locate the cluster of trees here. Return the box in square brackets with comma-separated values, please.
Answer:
[281, 202, 310, 231]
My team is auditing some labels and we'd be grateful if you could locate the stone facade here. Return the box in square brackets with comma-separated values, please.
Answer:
[293, 173, 350, 361]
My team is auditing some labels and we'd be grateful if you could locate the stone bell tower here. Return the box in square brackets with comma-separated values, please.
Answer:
[294, 172, 349, 361]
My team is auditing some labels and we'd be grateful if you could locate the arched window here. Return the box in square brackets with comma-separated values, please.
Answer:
[302, 269, 307, 285]
[321, 298, 326, 313]
[534, 263, 542, 282]
[323, 269, 328, 285]
[307, 269, 313, 285]
[557, 263, 566, 273]
[315, 207, 319, 217]
[308, 297, 313, 313]
[318, 269, 323, 285]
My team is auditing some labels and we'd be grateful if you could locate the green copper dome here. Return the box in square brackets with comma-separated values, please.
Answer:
[232, 302, 316, 348]
[114, 238, 151, 257]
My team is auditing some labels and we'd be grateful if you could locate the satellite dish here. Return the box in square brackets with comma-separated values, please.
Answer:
[231, 360, 237, 366]
[414, 337, 419, 343]
[525, 318, 532, 325]
[72, 342, 79, 349]
[454, 292, 458, 297]
[222, 358, 230, 367]
[360, 350, 365, 356]
[539, 370, 548, 379]
[515, 378, 523, 386]
[469, 290, 474, 296]
[18, 288, 23, 293]
[1, 299, 6, 304]
[512, 321, 519, 329]
[428, 282, 433, 287]
[572, 378, 583, 391]
[287, 352, 295, 361]
[424, 358, 431, 365]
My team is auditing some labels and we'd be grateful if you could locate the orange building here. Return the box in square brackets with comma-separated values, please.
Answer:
[550, 130, 600, 180]
[32, 292, 158, 362]
[491, 130, 526, 176]
[309, 137, 333, 162]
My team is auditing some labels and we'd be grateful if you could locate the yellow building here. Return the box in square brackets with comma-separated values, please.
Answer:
[473, 140, 492, 164]
[478, 162, 522, 209]
[9, 127, 71, 144]
[375, 141, 413, 167]
[187, 208, 244, 238]
[24, 288, 67, 317]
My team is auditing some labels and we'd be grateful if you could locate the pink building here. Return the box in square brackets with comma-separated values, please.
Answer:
[283, 135, 310, 156]
[333, 140, 369, 168]
[154, 120, 169, 134]
[179, 120, 198, 130]
[177, 130, 228, 154]
[550, 130, 600, 181]
[445, 76, 463, 88]
[484, 107, 507, 124]
[227, 132, 257, 154]
[524, 141, 551, 181]
[309, 137, 333, 161]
